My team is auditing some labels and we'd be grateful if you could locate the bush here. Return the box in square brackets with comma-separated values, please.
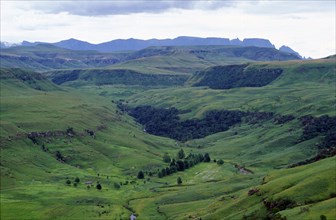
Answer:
[114, 182, 121, 189]
[137, 171, 145, 179]
[320, 215, 327, 220]
[74, 177, 80, 183]
[177, 149, 185, 159]
[217, 159, 224, 165]
[177, 177, 182, 185]
[66, 179, 71, 185]
[96, 183, 102, 190]
[203, 153, 211, 162]
[163, 154, 171, 163]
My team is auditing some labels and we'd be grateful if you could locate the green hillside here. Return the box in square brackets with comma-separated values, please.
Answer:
[46, 68, 189, 87]
[0, 54, 335, 220]
[1, 44, 300, 74]
[106, 45, 301, 75]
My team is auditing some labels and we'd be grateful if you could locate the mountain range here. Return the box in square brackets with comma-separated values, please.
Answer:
[0, 36, 302, 58]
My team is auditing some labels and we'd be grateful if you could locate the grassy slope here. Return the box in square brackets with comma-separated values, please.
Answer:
[0, 57, 335, 220]
[106, 45, 300, 76]
[127, 59, 335, 118]
[0, 68, 181, 219]
[63, 58, 335, 219]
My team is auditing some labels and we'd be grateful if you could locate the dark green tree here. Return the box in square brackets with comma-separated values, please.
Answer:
[177, 149, 185, 159]
[217, 159, 224, 165]
[204, 153, 211, 162]
[176, 160, 185, 171]
[96, 183, 102, 190]
[74, 177, 80, 183]
[137, 171, 145, 179]
[163, 154, 171, 163]
[320, 215, 327, 220]
[114, 182, 121, 189]
[177, 177, 182, 185]
[55, 151, 64, 161]
[161, 168, 167, 177]
[66, 179, 71, 185]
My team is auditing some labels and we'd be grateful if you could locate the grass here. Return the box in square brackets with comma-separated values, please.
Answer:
[1, 57, 335, 219]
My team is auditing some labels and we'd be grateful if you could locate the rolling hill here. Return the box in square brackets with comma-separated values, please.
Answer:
[1, 43, 301, 74]
[0, 46, 335, 220]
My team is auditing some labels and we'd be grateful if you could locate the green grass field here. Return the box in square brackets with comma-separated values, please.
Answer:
[0, 57, 335, 219]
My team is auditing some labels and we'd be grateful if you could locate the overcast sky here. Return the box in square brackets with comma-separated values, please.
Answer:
[1, 0, 335, 58]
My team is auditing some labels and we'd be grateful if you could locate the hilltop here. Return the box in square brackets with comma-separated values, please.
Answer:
[1, 44, 301, 73]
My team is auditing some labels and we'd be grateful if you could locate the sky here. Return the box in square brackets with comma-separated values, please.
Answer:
[1, 0, 335, 58]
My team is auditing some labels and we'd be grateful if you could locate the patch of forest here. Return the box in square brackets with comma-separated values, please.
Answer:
[298, 115, 336, 148]
[191, 64, 283, 89]
[127, 105, 288, 141]
[126, 105, 336, 147]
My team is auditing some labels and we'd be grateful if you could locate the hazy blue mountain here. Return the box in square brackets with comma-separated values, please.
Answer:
[242, 38, 274, 48]
[54, 38, 96, 51]
[2, 37, 302, 56]
[279, 45, 302, 58]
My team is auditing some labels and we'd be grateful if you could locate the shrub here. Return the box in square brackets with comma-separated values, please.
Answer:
[217, 159, 224, 165]
[113, 182, 121, 189]
[137, 171, 144, 179]
[203, 153, 211, 162]
[96, 183, 102, 190]
[177, 177, 182, 185]
[163, 154, 171, 163]
[320, 215, 327, 220]
[177, 149, 185, 159]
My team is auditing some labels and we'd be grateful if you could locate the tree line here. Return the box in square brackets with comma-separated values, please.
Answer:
[137, 149, 212, 180]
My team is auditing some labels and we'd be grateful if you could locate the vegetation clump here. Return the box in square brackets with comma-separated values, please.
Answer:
[216, 159, 224, 165]
[137, 171, 145, 179]
[96, 183, 102, 190]
[192, 64, 283, 89]
[298, 115, 336, 148]
[177, 177, 182, 185]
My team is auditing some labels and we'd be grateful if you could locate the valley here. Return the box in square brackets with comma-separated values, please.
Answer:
[0, 42, 335, 220]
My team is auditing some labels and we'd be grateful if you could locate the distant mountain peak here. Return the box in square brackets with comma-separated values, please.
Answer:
[279, 45, 302, 58]
[2, 37, 301, 58]
[242, 38, 275, 48]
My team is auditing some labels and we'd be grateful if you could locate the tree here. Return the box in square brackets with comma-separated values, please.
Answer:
[114, 182, 121, 189]
[204, 153, 211, 162]
[96, 183, 102, 190]
[217, 159, 224, 165]
[320, 215, 327, 220]
[163, 154, 171, 163]
[66, 179, 71, 185]
[177, 149, 185, 159]
[137, 171, 144, 179]
[177, 177, 182, 185]
[161, 168, 167, 177]
[55, 151, 64, 161]
[176, 160, 185, 171]
[74, 177, 80, 183]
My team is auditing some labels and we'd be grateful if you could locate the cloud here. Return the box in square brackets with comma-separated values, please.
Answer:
[239, 0, 335, 15]
[28, 0, 234, 16]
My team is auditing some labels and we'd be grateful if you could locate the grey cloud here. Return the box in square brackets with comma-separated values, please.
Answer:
[30, 0, 235, 16]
